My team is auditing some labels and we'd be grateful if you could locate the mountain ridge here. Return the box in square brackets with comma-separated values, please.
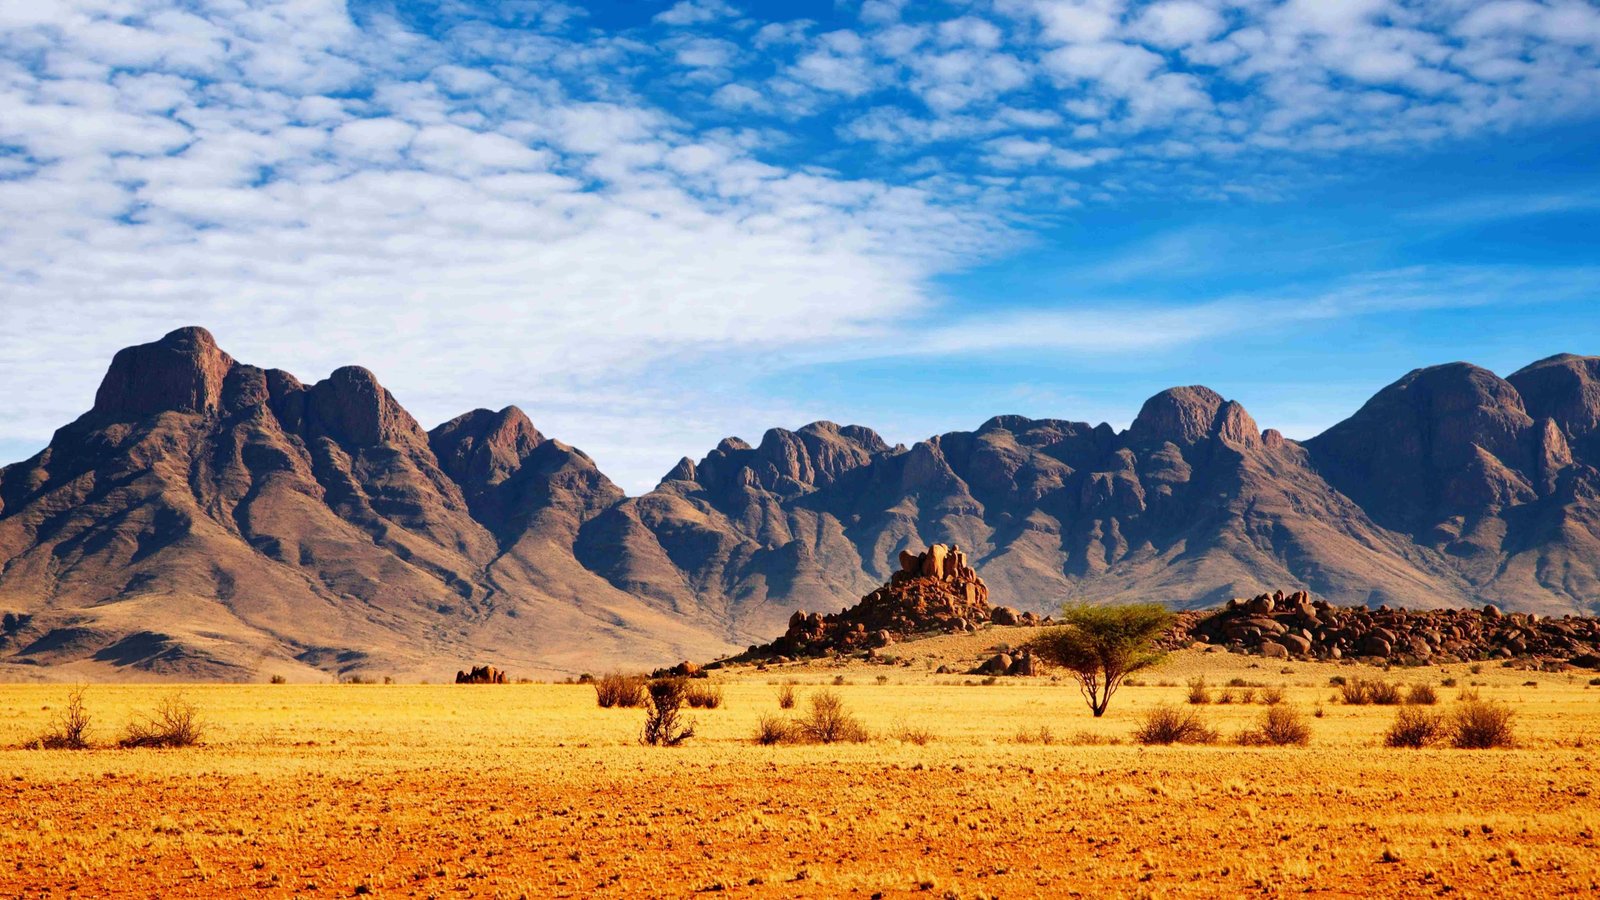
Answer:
[2, 328, 1597, 681]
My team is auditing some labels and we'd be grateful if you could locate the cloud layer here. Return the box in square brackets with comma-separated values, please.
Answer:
[1, 1, 1597, 488]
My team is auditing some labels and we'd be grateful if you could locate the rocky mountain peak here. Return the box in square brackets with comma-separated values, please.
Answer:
[304, 365, 424, 447]
[92, 325, 235, 421]
[1128, 385, 1227, 447]
[1508, 353, 1600, 451]
[430, 406, 546, 489]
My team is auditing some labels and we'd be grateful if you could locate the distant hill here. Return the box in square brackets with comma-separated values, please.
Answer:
[2, 327, 1597, 680]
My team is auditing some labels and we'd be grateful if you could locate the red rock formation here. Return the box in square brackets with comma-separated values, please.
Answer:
[1181, 591, 1600, 666]
[747, 543, 1010, 657]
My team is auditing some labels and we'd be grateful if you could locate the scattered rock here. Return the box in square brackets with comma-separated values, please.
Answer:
[991, 606, 1021, 626]
[1181, 589, 1600, 665]
[455, 664, 507, 684]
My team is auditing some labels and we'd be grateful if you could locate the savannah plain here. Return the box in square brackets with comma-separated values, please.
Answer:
[3, 636, 1598, 899]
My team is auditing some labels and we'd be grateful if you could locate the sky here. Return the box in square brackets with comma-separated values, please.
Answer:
[0, 0, 1597, 493]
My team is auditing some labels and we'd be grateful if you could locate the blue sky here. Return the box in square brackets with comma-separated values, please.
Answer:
[0, 0, 1597, 491]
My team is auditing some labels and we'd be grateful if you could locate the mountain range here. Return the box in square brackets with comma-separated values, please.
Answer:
[1, 327, 1597, 681]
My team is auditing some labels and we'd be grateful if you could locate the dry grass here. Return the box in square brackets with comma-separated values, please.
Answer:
[1132, 705, 1217, 745]
[1, 649, 1597, 897]
[32, 684, 92, 750]
[1385, 707, 1443, 748]
[595, 672, 646, 708]
[119, 693, 202, 749]
[684, 680, 724, 709]
[1449, 697, 1516, 749]
[1237, 705, 1312, 746]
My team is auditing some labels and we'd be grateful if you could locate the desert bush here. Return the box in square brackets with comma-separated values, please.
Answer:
[1226, 677, 1251, 688]
[890, 721, 936, 745]
[595, 673, 647, 708]
[1328, 675, 1347, 686]
[1449, 697, 1515, 749]
[1589, 677, 1600, 687]
[1238, 688, 1257, 704]
[1238, 705, 1311, 746]
[875, 675, 889, 685]
[798, 691, 868, 744]
[776, 682, 797, 710]
[1260, 686, 1285, 705]
[35, 685, 92, 750]
[1013, 725, 1056, 745]
[753, 715, 794, 745]
[269, 674, 287, 685]
[1216, 690, 1235, 705]
[1186, 676, 1210, 705]
[639, 678, 695, 747]
[120, 693, 202, 749]
[832, 674, 847, 686]
[1132, 705, 1217, 745]
[684, 681, 724, 709]
[1385, 707, 1443, 748]
[1340, 677, 1399, 705]
[1405, 683, 1438, 705]
[1367, 680, 1402, 705]
[1441, 677, 1458, 687]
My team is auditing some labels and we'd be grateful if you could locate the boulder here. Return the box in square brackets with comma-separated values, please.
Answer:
[1006, 652, 1038, 677]
[1279, 633, 1312, 656]
[991, 606, 1021, 626]
[1259, 641, 1289, 659]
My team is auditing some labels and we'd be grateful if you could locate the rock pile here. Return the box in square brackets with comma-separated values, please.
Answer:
[455, 664, 508, 683]
[1187, 590, 1600, 666]
[754, 543, 1024, 657]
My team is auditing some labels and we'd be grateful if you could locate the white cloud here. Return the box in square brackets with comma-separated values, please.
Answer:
[3, 0, 1600, 490]
[1130, 0, 1225, 48]
[654, 0, 738, 27]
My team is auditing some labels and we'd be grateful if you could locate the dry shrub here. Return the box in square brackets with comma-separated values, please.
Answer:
[798, 691, 868, 744]
[1385, 707, 1443, 748]
[36, 685, 92, 750]
[639, 678, 695, 747]
[890, 721, 936, 745]
[754, 715, 794, 745]
[1186, 676, 1210, 705]
[1341, 677, 1401, 705]
[1405, 683, 1438, 705]
[120, 693, 203, 749]
[776, 682, 797, 710]
[1216, 690, 1235, 705]
[1450, 697, 1515, 749]
[684, 681, 724, 709]
[1238, 705, 1310, 746]
[595, 673, 646, 708]
[1013, 725, 1056, 745]
[1260, 686, 1285, 705]
[1132, 705, 1217, 745]
[269, 674, 287, 685]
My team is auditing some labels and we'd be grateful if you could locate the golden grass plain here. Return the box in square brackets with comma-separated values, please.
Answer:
[2, 647, 1598, 898]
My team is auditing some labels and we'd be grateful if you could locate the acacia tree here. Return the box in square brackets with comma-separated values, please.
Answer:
[1025, 603, 1175, 717]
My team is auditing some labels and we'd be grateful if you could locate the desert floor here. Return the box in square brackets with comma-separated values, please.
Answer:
[2, 641, 1598, 898]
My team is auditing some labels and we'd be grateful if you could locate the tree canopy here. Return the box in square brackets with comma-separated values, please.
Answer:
[1025, 602, 1176, 717]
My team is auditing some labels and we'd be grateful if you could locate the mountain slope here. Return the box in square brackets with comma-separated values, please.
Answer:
[2, 329, 1598, 681]
[0, 328, 730, 681]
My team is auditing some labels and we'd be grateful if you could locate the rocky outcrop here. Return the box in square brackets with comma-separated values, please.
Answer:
[1184, 590, 1600, 665]
[746, 544, 1012, 657]
[456, 664, 508, 684]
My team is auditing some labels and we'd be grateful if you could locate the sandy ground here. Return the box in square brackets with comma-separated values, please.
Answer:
[2, 644, 1598, 898]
